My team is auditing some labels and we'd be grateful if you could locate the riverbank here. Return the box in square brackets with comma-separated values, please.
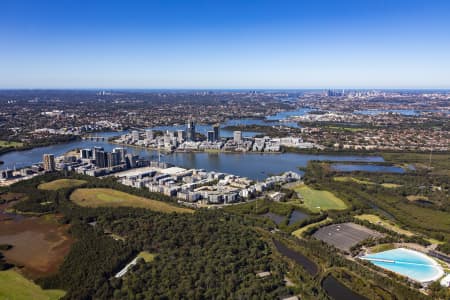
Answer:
[110, 141, 285, 154]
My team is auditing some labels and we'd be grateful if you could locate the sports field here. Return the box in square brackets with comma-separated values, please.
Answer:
[0, 269, 65, 300]
[355, 214, 414, 236]
[291, 184, 347, 212]
[38, 179, 87, 190]
[70, 188, 193, 213]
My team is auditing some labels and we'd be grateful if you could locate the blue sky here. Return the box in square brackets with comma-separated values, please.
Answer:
[1, 0, 450, 89]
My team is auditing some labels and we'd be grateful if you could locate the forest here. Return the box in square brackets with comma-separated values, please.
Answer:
[2, 169, 447, 299]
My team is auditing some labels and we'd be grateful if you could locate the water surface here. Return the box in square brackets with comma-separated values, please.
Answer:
[0, 139, 385, 180]
[273, 239, 318, 276]
[288, 210, 309, 226]
[322, 275, 368, 300]
[331, 164, 405, 173]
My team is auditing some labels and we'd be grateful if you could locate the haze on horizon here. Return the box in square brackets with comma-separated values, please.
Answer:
[1, 0, 450, 89]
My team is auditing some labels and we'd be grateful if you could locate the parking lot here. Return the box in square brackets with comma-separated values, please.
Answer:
[313, 222, 383, 251]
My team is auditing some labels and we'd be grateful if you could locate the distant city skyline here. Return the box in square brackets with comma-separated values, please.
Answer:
[1, 0, 450, 89]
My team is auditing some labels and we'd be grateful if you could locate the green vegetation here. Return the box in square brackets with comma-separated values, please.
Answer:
[0, 136, 80, 156]
[136, 251, 155, 263]
[369, 243, 396, 253]
[1, 168, 445, 299]
[0, 140, 24, 148]
[38, 179, 87, 191]
[380, 183, 402, 188]
[292, 218, 332, 238]
[334, 176, 401, 188]
[0, 269, 65, 300]
[406, 195, 429, 202]
[323, 125, 365, 132]
[305, 160, 450, 235]
[334, 176, 375, 185]
[355, 214, 414, 237]
[70, 188, 193, 213]
[381, 152, 450, 175]
[291, 184, 348, 212]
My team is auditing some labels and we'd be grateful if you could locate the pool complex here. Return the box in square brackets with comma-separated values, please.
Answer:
[361, 248, 444, 283]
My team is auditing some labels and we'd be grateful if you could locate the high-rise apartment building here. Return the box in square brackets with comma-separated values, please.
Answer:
[233, 131, 242, 143]
[213, 124, 220, 141]
[186, 120, 196, 141]
[43, 154, 56, 172]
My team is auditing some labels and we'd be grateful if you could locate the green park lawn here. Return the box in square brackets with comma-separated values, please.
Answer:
[70, 188, 193, 213]
[291, 184, 347, 212]
[38, 179, 87, 190]
[0, 269, 65, 300]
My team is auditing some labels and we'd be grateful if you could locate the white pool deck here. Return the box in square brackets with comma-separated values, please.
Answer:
[441, 274, 450, 287]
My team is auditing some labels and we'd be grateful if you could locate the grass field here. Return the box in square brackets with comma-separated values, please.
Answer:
[0, 269, 65, 300]
[380, 183, 402, 188]
[0, 140, 23, 148]
[292, 218, 332, 238]
[38, 179, 87, 190]
[355, 214, 414, 237]
[137, 251, 155, 262]
[334, 177, 401, 188]
[395, 202, 450, 233]
[334, 176, 375, 185]
[70, 188, 193, 213]
[291, 184, 347, 212]
[369, 243, 395, 253]
[406, 195, 429, 202]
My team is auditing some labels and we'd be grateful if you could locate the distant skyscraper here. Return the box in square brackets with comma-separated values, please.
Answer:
[125, 153, 137, 168]
[80, 148, 92, 159]
[43, 154, 55, 172]
[92, 146, 104, 160]
[233, 131, 242, 143]
[131, 130, 140, 141]
[95, 151, 108, 168]
[207, 131, 215, 142]
[177, 130, 185, 143]
[113, 147, 126, 163]
[145, 129, 154, 140]
[213, 124, 220, 141]
[327, 89, 344, 97]
[107, 151, 121, 168]
[186, 119, 196, 141]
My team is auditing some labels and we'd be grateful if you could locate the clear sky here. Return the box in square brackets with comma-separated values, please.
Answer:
[1, 0, 450, 89]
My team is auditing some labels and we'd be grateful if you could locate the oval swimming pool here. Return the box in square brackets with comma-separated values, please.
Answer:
[361, 248, 444, 283]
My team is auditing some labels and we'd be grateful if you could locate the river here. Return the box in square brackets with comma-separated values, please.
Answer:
[0, 111, 385, 180]
[0, 139, 384, 180]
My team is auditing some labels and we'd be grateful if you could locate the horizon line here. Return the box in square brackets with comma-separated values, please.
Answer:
[0, 87, 450, 91]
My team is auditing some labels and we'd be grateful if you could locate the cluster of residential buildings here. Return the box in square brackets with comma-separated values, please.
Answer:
[1, 145, 302, 206]
[114, 165, 300, 206]
[298, 125, 449, 152]
[0, 153, 55, 185]
[114, 121, 315, 152]
[33, 120, 122, 136]
[56, 147, 150, 177]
